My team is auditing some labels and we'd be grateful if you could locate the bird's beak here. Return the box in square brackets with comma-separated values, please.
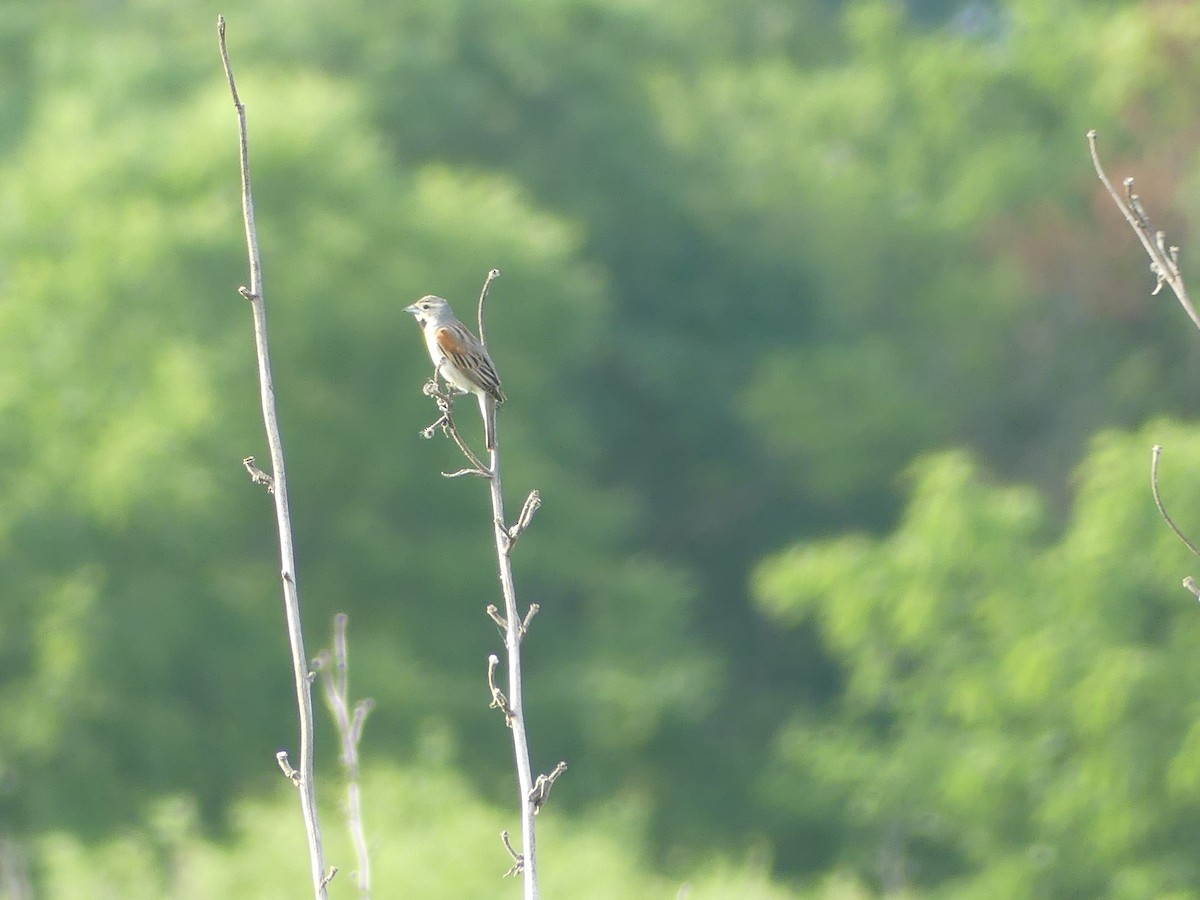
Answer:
[403, 302, 419, 316]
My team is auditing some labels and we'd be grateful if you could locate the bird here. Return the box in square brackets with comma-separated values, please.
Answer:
[404, 294, 505, 450]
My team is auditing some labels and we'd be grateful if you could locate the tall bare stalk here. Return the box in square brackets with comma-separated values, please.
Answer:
[218, 16, 330, 898]
[419, 272, 565, 898]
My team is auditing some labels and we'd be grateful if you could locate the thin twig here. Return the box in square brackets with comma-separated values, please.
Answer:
[218, 16, 328, 899]
[528, 761, 567, 815]
[315, 615, 374, 898]
[1150, 445, 1200, 558]
[419, 382, 491, 476]
[1087, 130, 1200, 330]
[276, 750, 301, 785]
[243, 455, 275, 492]
[507, 491, 542, 546]
[500, 830, 524, 878]
[487, 653, 514, 727]
[477, 268, 501, 349]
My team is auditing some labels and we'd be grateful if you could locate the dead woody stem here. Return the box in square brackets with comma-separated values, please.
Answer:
[419, 271, 562, 899]
[218, 15, 330, 898]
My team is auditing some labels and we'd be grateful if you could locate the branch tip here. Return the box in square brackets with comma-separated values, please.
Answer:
[520, 603, 540, 635]
[276, 751, 301, 785]
[242, 456, 275, 493]
[507, 491, 543, 546]
[500, 831, 524, 877]
[477, 268, 501, 347]
[1150, 445, 1200, 559]
[528, 761, 567, 814]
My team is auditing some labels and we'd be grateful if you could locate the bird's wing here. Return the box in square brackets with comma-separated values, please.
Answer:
[435, 325, 505, 403]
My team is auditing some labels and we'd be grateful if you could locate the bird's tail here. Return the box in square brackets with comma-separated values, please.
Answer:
[478, 392, 497, 451]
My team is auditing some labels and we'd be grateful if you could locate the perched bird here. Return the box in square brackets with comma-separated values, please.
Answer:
[404, 294, 506, 450]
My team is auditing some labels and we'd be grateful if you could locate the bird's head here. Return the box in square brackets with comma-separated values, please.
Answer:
[404, 294, 452, 326]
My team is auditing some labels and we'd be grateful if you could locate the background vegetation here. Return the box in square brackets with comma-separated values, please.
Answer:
[3, 0, 1200, 895]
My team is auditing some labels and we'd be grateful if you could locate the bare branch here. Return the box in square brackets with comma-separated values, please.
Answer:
[219, 16, 328, 898]
[1087, 130, 1199, 330]
[1150, 445, 1200, 559]
[315, 615, 373, 898]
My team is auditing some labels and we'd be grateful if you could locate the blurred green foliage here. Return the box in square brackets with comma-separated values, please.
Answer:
[755, 425, 1200, 895]
[3, 0, 1200, 894]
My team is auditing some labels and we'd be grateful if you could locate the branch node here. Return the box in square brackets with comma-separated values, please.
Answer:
[487, 654, 514, 727]
[242, 456, 275, 493]
[507, 491, 542, 546]
[495, 518, 513, 554]
[487, 605, 508, 631]
[528, 761, 568, 815]
[500, 830, 524, 877]
[520, 603, 540, 636]
[319, 867, 338, 889]
[276, 750, 302, 786]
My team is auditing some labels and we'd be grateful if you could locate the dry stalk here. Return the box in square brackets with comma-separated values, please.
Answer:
[218, 15, 330, 898]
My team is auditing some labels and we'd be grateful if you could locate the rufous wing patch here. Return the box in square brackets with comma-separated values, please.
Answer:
[435, 327, 466, 356]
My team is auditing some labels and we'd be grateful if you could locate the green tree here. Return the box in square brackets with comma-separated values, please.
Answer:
[754, 424, 1200, 896]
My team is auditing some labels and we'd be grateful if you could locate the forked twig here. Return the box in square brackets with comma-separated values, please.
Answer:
[419, 382, 491, 477]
